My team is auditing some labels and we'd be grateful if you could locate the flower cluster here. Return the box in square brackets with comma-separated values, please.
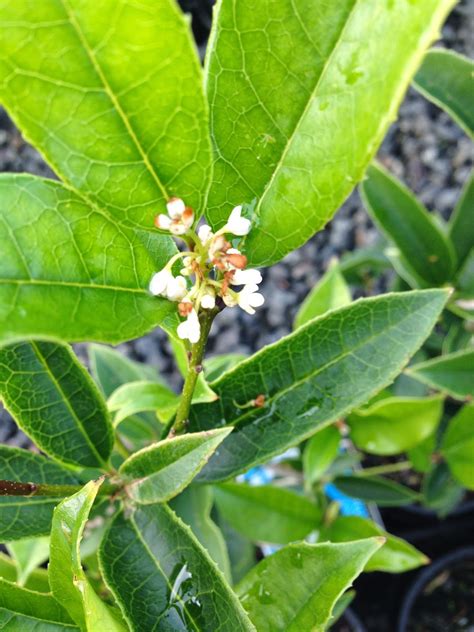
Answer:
[149, 199, 264, 344]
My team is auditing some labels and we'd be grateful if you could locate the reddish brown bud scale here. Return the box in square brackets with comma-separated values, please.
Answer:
[225, 253, 247, 269]
[178, 302, 193, 317]
[254, 394, 266, 407]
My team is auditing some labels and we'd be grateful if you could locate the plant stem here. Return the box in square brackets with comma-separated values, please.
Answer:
[0, 479, 118, 497]
[355, 460, 412, 478]
[169, 308, 216, 436]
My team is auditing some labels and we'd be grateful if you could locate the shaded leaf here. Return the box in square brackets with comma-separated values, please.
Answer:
[406, 349, 474, 400]
[0, 0, 211, 226]
[361, 163, 456, 285]
[0, 446, 79, 541]
[441, 403, 474, 490]
[214, 483, 322, 544]
[236, 539, 383, 632]
[120, 429, 232, 504]
[170, 485, 231, 581]
[0, 341, 113, 468]
[294, 263, 351, 329]
[204, 354, 247, 383]
[319, 516, 428, 573]
[303, 425, 341, 485]
[334, 475, 419, 506]
[0, 552, 50, 593]
[108, 380, 179, 425]
[413, 49, 474, 138]
[0, 175, 174, 346]
[189, 290, 449, 481]
[206, 0, 455, 266]
[348, 395, 444, 455]
[100, 504, 255, 631]
[422, 461, 465, 515]
[0, 577, 78, 631]
[448, 172, 474, 268]
[6, 536, 50, 587]
[49, 480, 126, 631]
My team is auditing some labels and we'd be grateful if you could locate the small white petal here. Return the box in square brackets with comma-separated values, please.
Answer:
[201, 292, 216, 309]
[224, 205, 251, 236]
[198, 224, 213, 244]
[149, 269, 172, 296]
[237, 284, 264, 314]
[167, 197, 186, 218]
[222, 293, 238, 307]
[231, 268, 262, 286]
[169, 223, 187, 235]
[156, 214, 172, 230]
[177, 309, 201, 343]
[166, 275, 188, 301]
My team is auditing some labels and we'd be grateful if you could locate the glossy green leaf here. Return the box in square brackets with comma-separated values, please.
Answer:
[170, 485, 231, 581]
[406, 349, 474, 400]
[6, 536, 49, 587]
[441, 403, 474, 490]
[119, 428, 232, 504]
[0, 446, 79, 541]
[49, 480, 126, 631]
[319, 516, 428, 573]
[0, 174, 175, 346]
[0, 0, 211, 226]
[205, 0, 455, 266]
[361, 163, 456, 285]
[303, 425, 341, 485]
[334, 475, 419, 506]
[294, 263, 351, 328]
[214, 483, 321, 544]
[237, 539, 383, 632]
[413, 49, 474, 138]
[0, 577, 78, 631]
[204, 354, 247, 383]
[190, 290, 449, 481]
[108, 380, 179, 425]
[348, 395, 444, 455]
[408, 431, 437, 474]
[0, 553, 50, 593]
[100, 504, 256, 631]
[422, 461, 464, 515]
[448, 173, 474, 268]
[0, 341, 113, 468]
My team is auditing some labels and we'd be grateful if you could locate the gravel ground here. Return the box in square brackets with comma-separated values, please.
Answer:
[0, 2, 473, 433]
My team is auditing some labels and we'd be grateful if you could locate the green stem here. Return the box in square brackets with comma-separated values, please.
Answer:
[169, 308, 216, 436]
[356, 460, 412, 478]
[0, 479, 118, 498]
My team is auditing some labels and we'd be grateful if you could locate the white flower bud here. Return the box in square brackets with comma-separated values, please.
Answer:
[166, 275, 188, 301]
[224, 205, 251, 236]
[177, 308, 201, 344]
[198, 224, 213, 244]
[201, 290, 216, 310]
[155, 214, 172, 230]
[149, 269, 173, 296]
[166, 197, 186, 218]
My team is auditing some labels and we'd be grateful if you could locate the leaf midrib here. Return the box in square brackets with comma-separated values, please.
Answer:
[0, 278, 146, 294]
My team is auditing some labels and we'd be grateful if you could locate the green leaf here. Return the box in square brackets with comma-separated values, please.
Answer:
[214, 483, 322, 545]
[361, 163, 456, 285]
[303, 425, 341, 485]
[189, 290, 449, 481]
[294, 263, 351, 329]
[413, 49, 474, 138]
[0, 174, 175, 346]
[0, 577, 78, 631]
[236, 539, 383, 632]
[0, 0, 211, 226]
[119, 428, 232, 504]
[49, 480, 126, 631]
[448, 173, 474, 268]
[0, 341, 113, 468]
[0, 446, 79, 541]
[6, 537, 50, 587]
[348, 395, 444, 455]
[204, 353, 247, 383]
[339, 242, 391, 284]
[406, 349, 474, 400]
[0, 553, 51, 593]
[441, 403, 474, 490]
[408, 432, 437, 474]
[100, 504, 256, 631]
[218, 519, 256, 586]
[170, 485, 232, 581]
[319, 516, 428, 573]
[205, 0, 455, 266]
[422, 461, 464, 515]
[333, 475, 419, 506]
[108, 380, 179, 425]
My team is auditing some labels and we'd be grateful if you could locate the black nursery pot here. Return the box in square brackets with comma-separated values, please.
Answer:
[397, 547, 474, 632]
[331, 608, 367, 632]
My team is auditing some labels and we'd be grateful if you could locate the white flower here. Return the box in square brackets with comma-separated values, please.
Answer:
[201, 289, 216, 310]
[224, 205, 251, 236]
[155, 214, 172, 230]
[149, 269, 173, 296]
[166, 275, 187, 301]
[198, 224, 213, 244]
[149, 269, 187, 301]
[177, 308, 201, 344]
[222, 293, 238, 307]
[237, 284, 264, 315]
[167, 197, 186, 218]
[231, 268, 262, 286]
